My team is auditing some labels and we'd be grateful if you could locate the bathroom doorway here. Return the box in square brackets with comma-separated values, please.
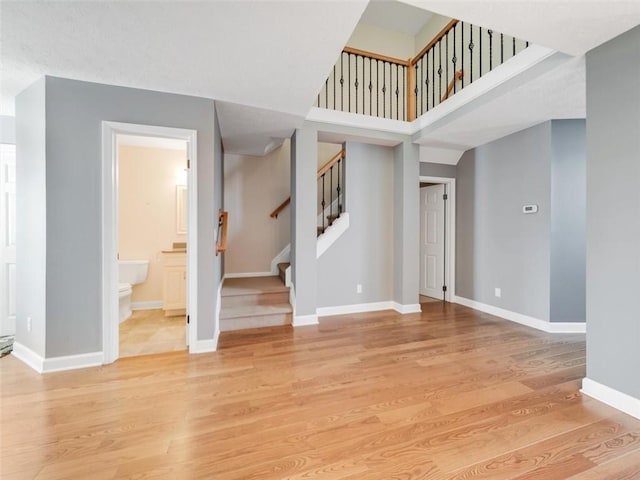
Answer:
[102, 122, 198, 364]
[117, 134, 189, 358]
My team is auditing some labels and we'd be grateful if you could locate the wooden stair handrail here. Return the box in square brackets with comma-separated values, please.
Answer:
[269, 198, 291, 219]
[441, 70, 464, 102]
[270, 149, 345, 218]
[342, 46, 410, 67]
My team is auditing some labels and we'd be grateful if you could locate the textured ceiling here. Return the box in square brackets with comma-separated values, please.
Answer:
[0, 1, 367, 116]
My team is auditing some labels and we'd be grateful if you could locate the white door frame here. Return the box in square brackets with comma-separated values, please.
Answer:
[101, 121, 198, 364]
[419, 176, 456, 302]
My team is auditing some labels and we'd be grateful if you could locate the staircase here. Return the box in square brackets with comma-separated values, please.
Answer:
[220, 276, 292, 331]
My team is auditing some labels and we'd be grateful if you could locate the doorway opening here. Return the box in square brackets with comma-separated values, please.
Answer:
[102, 122, 198, 363]
[0, 144, 16, 356]
[419, 176, 455, 304]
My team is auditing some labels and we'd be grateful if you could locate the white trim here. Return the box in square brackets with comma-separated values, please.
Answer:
[306, 107, 413, 135]
[317, 302, 421, 317]
[43, 352, 104, 373]
[293, 314, 319, 327]
[453, 295, 586, 333]
[581, 378, 640, 420]
[270, 244, 291, 275]
[11, 343, 104, 373]
[131, 301, 163, 310]
[190, 336, 219, 354]
[419, 176, 456, 302]
[224, 271, 273, 279]
[11, 342, 44, 373]
[317, 212, 350, 258]
[392, 303, 422, 314]
[317, 301, 394, 317]
[102, 121, 198, 364]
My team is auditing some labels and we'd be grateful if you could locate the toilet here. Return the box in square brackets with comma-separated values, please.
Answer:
[118, 260, 149, 323]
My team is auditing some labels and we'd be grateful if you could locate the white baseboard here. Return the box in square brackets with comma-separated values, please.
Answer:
[293, 314, 319, 326]
[190, 334, 219, 354]
[453, 295, 586, 334]
[581, 377, 640, 420]
[43, 351, 104, 373]
[131, 300, 163, 310]
[12, 342, 103, 373]
[392, 302, 422, 314]
[224, 271, 273, 279]
[317, 301, 394, 317]
[270, 244, 291, 275]
[11, 342, 44, 373]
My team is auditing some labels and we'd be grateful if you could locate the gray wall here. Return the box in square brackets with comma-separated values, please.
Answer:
[550, 119, 586, 323]
[586, 25, 640, 399]
[317, 143, 394, 307]
[1, 115, 16, 144]
[17, 76, 220, 357]
[290, 127, 318, 317]
[393, 141, 420, 306]
[420, 162, 456, 179]
[15, 79, 47, 356]
[456, 122, 552, 320]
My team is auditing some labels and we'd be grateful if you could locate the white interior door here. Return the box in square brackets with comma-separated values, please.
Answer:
[0, 144, 16, 336]
[420, 184, 445, 299]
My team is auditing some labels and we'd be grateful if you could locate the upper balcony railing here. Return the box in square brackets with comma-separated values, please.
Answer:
[315, 19, 529, 121]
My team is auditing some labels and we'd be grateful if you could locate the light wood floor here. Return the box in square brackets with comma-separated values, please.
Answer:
[2, 302, 640, 479]
[119, 309, 186, 358]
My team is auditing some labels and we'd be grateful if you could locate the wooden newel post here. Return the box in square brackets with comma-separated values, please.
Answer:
[407, 60, 417, 122]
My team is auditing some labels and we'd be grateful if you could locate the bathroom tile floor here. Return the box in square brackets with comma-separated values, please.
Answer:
[119, 309, 187, 358]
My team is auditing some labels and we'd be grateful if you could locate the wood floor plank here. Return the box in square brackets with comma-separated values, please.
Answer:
[2, 304, 639, 479]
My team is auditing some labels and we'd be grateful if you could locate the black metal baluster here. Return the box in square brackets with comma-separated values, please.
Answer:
[321, 174, 326, 233]
[402, 65, 405, 120]
[501, 33, 504, 64]
[369, 58, 372, 115]
[329, 166, 334, 223]
[362, 57, 365, 113]
[348, 52, 351, 112]
[438, 39, 442, 104]
[469, 24, 474, 84]
[432, 48, 435, 109]
[340, 53, 344, 111]
[425, 56, 429, 112]
[395, 63, 399, 120]
[452, 23, 456, 95]
[513, 37, 516, 57]
[489, 30, 494, 70]
[461, 22, 465, 88]
[325, 77, 328, 109]
[526, 40, 529, 48]
[376, 60, 380, 117]
[383, 62, 386, 118]
[355, 55, 359, 114]
[336, 158, 341, 215]
[418, 62, 421, 115]
[446, 30, 449, 98]
[333, 64, 336, 109]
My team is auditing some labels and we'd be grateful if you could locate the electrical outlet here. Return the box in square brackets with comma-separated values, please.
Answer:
[356, 284, 362, 294]
[27, 316, 32, 332]
[495, 288, 501, 298]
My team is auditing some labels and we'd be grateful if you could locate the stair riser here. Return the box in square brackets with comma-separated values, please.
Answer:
[222, 291, 290, 307]
[220, 313, 292, 332]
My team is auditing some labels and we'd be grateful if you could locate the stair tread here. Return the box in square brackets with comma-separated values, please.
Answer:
[222, 276, 288, 297]
[220, 303, 293, 319]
